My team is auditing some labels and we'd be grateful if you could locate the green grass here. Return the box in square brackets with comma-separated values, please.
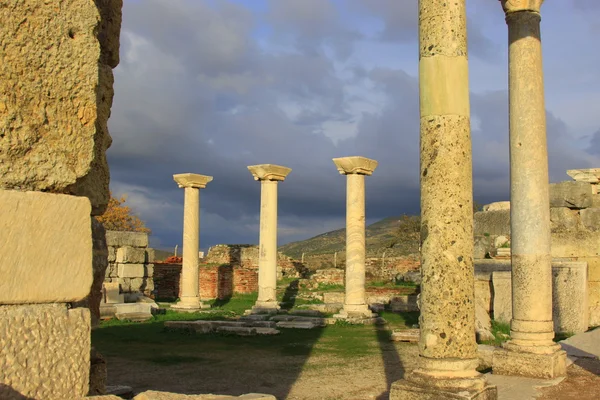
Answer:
[313, 283, 345, 292]
[482, 320, 511, 346]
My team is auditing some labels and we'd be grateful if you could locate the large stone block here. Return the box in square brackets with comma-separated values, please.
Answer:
[473, 210, 511, 236]
[0, 1, 123, 215]
[0, 304, 90, 399]
[549, 181, 593, 209]
[0, 190, 92, 304]
[550, 207, 581, 231]
[551, 231, 600, 258]
[582, 257, 600, 282]
[117, 264, 146, 278]
[116, 246, 147, 263]
[552, 262, 588, 333]
[492, 349, 567, 379]
[580, 207, 600, 231]
[492, 271, 512, 323]
[589, 282, 600, 327]
[133, 391, 277, 400]
[106, 231, 149, 248]
[390, 379, 497, 399]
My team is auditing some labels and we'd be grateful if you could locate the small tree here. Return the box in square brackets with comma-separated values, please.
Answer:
[96, 192, 151, 233]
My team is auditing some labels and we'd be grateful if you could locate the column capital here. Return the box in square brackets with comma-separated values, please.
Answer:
[333, 156, 378, 176]
[247, 164, 291, 181]
[173, 173, 213, 189]
[500, 0, 543, 14]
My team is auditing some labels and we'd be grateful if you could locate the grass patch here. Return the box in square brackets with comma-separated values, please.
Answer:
[481, 320, 511, 346]
[314, 283, 345, 292]
[379, 311, 419, 329]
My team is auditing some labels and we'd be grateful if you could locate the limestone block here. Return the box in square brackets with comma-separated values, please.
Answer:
[483, 201, 510, 211]
[133, 391, 276, 400]
[492, 271, 512, 323]
[0, 191, 92, 304]
[116, 246, 147, 263]
[108, 247, 116, 262]
[551, 231, 600, 258]
[492, 349, 567, 379]
[146, 248, 156, 263]
[552, 262, 588, 333]
[474, 210, 511, 236]
[581, 208, 600, 231]
[473, 235, 492, 259]
[475, 302, 493, 342]
[0, 304, 90, 399]
[550, 207, 581, 232]
[117, 263, 146, 278]
[549, 181, 593, 209]
[582, 257, 600, 282]
[474, 275, 493, 313]
[103, 282, 122, 304]
[567, 168, 600, 183]
[0, 1, 123, 214]
[589, 282, 600, 327]
[106, 231, 149, 248]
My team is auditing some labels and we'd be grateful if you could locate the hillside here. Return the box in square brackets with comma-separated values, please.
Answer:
[279, 215, 420, 259]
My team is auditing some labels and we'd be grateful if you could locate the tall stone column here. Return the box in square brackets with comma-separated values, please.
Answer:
[172, 173, 213, 311]
[492, 0, 566, 379]
[332, 156, 377, 320]
[391, 1, 497, 399]
[248, 164, 291, 313]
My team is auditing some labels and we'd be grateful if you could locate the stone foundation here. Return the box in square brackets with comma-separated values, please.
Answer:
[105, 230, 155, 296]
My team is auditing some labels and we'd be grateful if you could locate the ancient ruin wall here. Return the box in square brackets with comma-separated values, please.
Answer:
[105, 230, 155, 296]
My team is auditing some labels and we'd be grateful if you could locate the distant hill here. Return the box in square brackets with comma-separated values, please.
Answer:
[279, 216, 420, 259]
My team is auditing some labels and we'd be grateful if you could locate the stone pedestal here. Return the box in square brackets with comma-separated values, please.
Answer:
[332, 156, 377, 320]
[494, 0, 566, 378]
[391, 1, 496, 398]
[247, 164, 291, 314]
[172, 173, 212, 311]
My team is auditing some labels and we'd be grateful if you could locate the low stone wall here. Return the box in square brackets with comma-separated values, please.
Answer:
[105, 231, 155, 297]
[475, 260, 589, 333]
[205, 244, 308, 278]
[474, 171, 600, 325]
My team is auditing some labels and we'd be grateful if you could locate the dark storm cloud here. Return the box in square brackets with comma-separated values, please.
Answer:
[107, 0, 599, 250]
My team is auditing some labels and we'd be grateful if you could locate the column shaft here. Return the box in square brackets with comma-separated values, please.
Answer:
[344, 173, 366, 310]
[256, 180, 278, 307]
[506, 11, 555, 349]
[180, 186, 200, 306]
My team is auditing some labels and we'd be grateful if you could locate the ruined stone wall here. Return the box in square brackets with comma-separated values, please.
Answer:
[474, 173, 600, 325]
[153, 263, 182, 300]
[204, 244, 308, 278]
[0, 1, 122, 397]
[105, 231, 155, 296]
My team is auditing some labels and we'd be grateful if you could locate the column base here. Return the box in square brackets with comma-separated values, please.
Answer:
[333, 305, 380, 324]
[171, 297, 210, 312]
[250, 300, 280, 315]
[492, 346, 567, 379]
[390, 379, 497, 400]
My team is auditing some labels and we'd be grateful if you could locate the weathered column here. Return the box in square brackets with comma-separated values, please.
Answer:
[332, 156, 377, 320]
[492, 0, 566, 379]
[248, 164, 291, 313]
[172, 173, 213, 311]
[391, 1, 497, 398]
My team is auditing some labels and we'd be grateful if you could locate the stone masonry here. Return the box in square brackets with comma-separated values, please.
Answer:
[105, 230, 155, 297]
[474, 169, 600, 326]
[0, 2, 122, 398]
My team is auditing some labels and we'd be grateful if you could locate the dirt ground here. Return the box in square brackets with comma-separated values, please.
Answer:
[537, 358, 600, 400]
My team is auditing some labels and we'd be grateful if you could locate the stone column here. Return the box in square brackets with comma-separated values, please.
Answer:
[332, 156, 377, 320]
[172, 173, 213, 311]
[248, 164, 291, 313]
[492, 0, 566, 379]
[391, 1, 497, 398]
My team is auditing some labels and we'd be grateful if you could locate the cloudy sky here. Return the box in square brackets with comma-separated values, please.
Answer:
[107, 0, 600, 251]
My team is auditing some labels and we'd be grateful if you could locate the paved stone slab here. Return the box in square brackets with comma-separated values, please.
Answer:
[391, 329, 419, 343]
[0, 191, 92, 304]
[559, 326, 600, 359]
[276, 321, 316, 329]
[485, 373, 564, 400]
